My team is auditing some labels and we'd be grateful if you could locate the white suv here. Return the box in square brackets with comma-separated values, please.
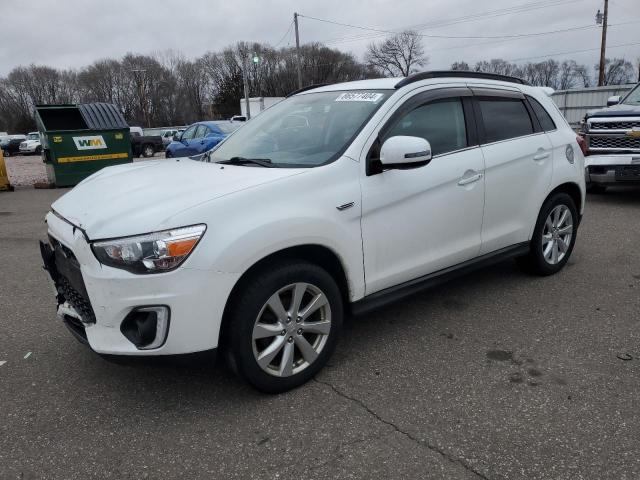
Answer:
[41, 72, 585, 392]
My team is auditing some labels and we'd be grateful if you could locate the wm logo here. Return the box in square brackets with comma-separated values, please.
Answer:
[73, 135, 107, 150]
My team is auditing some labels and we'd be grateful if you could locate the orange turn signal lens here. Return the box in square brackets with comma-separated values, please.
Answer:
[167, 237, 199, 257]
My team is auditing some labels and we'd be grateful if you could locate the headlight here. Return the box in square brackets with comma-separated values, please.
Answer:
[91, 224, 206, 274]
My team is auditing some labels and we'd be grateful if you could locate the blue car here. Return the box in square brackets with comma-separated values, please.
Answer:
[165, 121, 240, 158]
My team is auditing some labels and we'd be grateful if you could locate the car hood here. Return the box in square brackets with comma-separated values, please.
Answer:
[51, 158, 305, 239]
[586, 103, 640, 118]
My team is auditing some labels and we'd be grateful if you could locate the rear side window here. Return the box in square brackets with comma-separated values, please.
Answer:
[527, 96, 556, 131]
[386, 98, 467, 156]
[478, 98, 534, 143]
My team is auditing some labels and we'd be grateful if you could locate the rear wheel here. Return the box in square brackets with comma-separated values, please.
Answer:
[35, 146, 42, 155]
[516, 192, 578, 276]
[142, 144, 155, 158]
[225, 261, 343, 393]
[165, 150, 173, 158]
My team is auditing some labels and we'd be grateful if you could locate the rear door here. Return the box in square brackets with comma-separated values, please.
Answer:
[472, 88, 553, 254]
[189, 125, 210, 155]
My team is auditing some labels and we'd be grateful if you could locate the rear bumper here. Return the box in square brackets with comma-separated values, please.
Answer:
[42, 211, 240, 356]
[585, 154, 640, 185]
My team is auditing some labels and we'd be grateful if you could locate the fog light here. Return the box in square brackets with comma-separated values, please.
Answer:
[120, 306, 170, 350]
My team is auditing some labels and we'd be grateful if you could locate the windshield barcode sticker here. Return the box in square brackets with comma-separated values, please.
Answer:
[335, 92, 384, 103]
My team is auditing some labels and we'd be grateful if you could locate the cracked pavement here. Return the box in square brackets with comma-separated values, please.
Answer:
[2, 187, 640, 479]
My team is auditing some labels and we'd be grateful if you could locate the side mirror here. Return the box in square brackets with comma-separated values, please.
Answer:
[380, 136, 432, 167]
[607, 95, 621, 106]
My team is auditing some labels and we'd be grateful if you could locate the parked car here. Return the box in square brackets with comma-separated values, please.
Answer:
[40, 71, 585, 393]
[161, 129, 183, 148]
[130, 127, 163, 158]
[165, 121, 241, 158]
[19, 132, 42, 155]
[0, 135, 26, 156]
[580, 82, 640, 193]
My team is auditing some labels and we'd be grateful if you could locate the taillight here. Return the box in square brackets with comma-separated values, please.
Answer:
[576, 135, 588, 156]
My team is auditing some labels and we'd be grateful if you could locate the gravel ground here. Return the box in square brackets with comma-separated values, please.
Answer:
[4, 153, 166, 187]
[1, 187, 640, 479]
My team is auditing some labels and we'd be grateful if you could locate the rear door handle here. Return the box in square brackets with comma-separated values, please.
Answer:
[458, 172, 484, 186]
[533, 152, 550, 161]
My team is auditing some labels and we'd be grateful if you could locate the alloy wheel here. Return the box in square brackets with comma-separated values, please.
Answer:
[542, 204, 573, 265]
[252, 282, 331, 377]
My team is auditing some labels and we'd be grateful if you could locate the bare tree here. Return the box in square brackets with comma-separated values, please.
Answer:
[595, 58, 634, 85]
[365, 30, 427, 77]
[451, 61, 470, 71]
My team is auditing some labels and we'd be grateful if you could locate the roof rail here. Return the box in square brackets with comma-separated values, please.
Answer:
[286, 83, 329, 97]
[394, 70, 529, 89]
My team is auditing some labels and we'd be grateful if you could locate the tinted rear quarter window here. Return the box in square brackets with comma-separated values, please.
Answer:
[527, 96, 556, 131]
[478, 98, 534, 143]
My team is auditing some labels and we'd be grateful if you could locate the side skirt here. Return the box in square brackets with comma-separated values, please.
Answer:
[350, 242, 530, 316]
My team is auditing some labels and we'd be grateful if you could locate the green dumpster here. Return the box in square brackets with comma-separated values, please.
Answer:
[35, 103, 132, 187]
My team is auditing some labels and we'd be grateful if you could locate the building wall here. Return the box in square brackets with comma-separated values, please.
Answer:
[551, 84, 635, 127]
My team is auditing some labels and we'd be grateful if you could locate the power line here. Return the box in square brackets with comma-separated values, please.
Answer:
[300, 9, 595, 40]
[274, 20, 294, 48]
[506, 41, 640, 62]
[421, 20, 640, 55]
[302, 0, 584, 46]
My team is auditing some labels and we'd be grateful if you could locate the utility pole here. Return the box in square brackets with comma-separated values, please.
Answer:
[294, 12, 303, 89]
[597, 0, 609, 87]
[242, 53, 251, 120]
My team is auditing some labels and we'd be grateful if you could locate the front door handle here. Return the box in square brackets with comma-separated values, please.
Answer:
[533, 152, 550, 161]
[457, 172, 484, 186]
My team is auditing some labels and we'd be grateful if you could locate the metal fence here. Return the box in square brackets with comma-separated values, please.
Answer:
[551, 84, 635, 127]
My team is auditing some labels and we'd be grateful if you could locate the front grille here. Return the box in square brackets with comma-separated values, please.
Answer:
[48, 234, 96, 324]
[58, 276, 96, 324]
[589, 136, 640, 151]
[590, 120, 640, 130]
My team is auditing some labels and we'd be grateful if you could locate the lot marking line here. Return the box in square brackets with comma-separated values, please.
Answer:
[23, 352, 32, 359]
[0, 361, 6, 367]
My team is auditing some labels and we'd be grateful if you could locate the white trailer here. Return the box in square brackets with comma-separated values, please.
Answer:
[240, 97, 285, 119]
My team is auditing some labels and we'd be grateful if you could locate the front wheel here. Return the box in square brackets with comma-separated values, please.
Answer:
[226, 261, 343, 393]
[516, 192, 578, 276]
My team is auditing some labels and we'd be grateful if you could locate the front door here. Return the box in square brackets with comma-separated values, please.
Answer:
[360, 93, 486, 294]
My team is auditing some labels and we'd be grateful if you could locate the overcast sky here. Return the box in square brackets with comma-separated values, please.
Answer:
[1, 0, 638, 78]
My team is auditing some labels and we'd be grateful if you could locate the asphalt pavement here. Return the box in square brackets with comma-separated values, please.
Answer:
[1, 187, 640, 479]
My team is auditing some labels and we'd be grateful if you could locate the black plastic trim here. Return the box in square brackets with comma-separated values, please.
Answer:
[394, 71, 529, 89]
[350, 242, 530, 316]
[286, 83, 329, 97]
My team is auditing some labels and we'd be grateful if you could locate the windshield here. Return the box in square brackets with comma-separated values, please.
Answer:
[622, 84, 640, 105]
[211, 90, 390, 167]
[27, 133, 39, 140]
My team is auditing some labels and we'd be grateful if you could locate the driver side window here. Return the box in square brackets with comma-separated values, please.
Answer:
[386, 98, 467, 156]
[182, 125, 197, 140]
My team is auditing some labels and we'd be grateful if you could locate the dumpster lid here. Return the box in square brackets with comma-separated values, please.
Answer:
[35, 103, 129, 131]
[77, 103, 128, 130]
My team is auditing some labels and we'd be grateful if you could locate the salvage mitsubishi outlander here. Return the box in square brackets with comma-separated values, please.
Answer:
[40, 71, 586, 393]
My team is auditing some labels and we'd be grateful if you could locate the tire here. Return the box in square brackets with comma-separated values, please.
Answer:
[586, 183, 607, 194]
[225, 261, 343, 393]
[165, 150, 172, 158]
[3, 150, 9, 157]
[35, 146, 42, 155]
[142, 144, 154, 158]
[516, 192, 578, 276]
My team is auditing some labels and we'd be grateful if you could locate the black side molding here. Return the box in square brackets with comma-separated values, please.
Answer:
[350, 242, 530, 316]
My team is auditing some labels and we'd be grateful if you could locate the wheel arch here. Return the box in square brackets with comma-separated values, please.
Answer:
[218, 244, 350, 348]
[547, 182, 583, 217]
